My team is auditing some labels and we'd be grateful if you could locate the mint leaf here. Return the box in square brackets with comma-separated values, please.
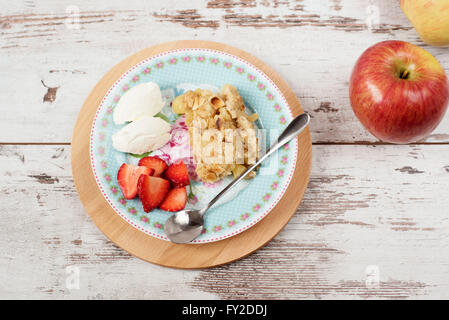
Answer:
[129, 151, 152, 158]
[155, 112, 170, 123]
[188, 185, 195, 199]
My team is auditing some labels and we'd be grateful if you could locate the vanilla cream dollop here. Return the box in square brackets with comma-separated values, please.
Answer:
[112, 116, 171, 155]
[113, 82, 164, 125]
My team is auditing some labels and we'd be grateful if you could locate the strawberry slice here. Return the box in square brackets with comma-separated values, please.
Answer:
[159, 187, 187, 212]
[164, 160, 190, 187]
[117, 164, 153, 199]
[137, 175, 170, 212]
[138, 156, 168, 177]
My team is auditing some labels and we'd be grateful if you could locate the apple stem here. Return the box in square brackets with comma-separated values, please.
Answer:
[400, 69, 409, 79]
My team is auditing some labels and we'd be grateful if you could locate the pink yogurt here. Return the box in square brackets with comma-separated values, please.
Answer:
[153, 116, 198, 181]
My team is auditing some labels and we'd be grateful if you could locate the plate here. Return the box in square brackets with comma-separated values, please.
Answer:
[72, 41, 311, 267]
[90, 47, 298, 243]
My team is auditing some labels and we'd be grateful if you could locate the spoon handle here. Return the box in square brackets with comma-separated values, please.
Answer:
[200, 113, 310, 215]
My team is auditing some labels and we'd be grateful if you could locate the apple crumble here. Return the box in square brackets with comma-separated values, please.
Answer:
[172, 84, 259, 183]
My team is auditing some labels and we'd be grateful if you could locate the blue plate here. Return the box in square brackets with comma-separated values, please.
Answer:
[90, 48, 297, 243]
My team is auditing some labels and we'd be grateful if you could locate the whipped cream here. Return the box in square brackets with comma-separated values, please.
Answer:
[113, 82, 164, 125]
[112, 116, 171, 155]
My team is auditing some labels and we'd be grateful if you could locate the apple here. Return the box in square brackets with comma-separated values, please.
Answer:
[400, 0, 449, 47]
[349, 40, 449, 144]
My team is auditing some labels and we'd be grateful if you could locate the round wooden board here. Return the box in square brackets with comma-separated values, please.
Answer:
[71, 40, 312, 269]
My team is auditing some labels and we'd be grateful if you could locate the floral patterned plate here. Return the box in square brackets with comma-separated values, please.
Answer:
[90, 48, 298, 243]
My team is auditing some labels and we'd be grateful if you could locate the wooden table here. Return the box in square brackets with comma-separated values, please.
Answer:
[1, 0, 448, 299]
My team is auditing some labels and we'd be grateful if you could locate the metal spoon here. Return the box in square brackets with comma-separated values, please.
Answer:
[164, 113, 311, 243]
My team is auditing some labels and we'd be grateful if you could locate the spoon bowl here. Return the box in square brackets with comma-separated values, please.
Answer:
[164, 210, 205, 243]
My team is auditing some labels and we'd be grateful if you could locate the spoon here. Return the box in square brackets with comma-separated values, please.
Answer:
[164, 112, 311, 243]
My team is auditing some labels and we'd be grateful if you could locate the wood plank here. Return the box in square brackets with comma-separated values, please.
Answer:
[1, 144, 448, 298]
[1, 0, 448, 143]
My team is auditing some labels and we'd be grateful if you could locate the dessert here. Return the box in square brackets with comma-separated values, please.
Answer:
[112, 81, 171, 155]
[164, 161, 190, 187]
[113, 82, 164, 124]
[159, 187, 187, 212]
[111, 82, 259, 213]
[138, 156, 168, 177]
[137, 175, 171, 212]
[172, 84, 259, 183]
[116, 156, 191, 213]
[112, 116, 171, 155]
[117, 163, 153, 199]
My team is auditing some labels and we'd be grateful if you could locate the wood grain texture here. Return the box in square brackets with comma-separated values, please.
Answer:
[1, 144, 449, 298]
[1, 0, 449, 299]
[0, 0, 448, 143]
[71, 40, 312, 269]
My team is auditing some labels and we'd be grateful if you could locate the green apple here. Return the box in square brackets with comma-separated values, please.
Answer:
[400, 0, 449, 47]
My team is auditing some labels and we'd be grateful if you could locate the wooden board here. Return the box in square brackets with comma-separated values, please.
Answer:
[71, 40, 312, 269]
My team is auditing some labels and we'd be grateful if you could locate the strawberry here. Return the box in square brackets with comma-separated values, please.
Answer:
[164, 160, 190, 187]
[159, 187, 187, 212]
[117, 164, 153, 199]
[138, 156, 168, 177]
[137, 175, 170, 212]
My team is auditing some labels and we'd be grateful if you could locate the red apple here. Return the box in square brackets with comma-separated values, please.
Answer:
[349, 40, 449, 144]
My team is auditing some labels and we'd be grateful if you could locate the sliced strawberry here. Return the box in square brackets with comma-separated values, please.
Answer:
[159, 187, 187, 212]
[137, 175, 170, 212]
[117, 164, 153, 199]
[138, 156, 168, 177]
[164, 160, 190, 187]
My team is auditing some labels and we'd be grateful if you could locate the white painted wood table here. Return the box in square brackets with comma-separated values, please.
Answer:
[1, 0, 449, 299]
